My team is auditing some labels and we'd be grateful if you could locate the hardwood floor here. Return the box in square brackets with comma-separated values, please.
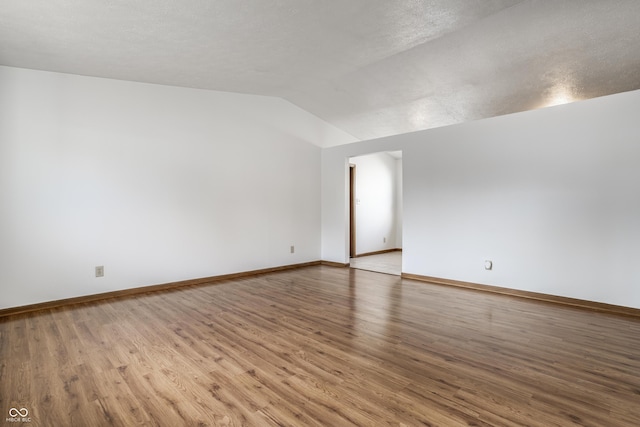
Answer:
[1, 266, 639, 426]
[350, 251, 402, 276]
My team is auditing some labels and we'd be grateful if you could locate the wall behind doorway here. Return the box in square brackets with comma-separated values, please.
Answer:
[349, 152, 402, 256]
[395, 157, 403, 249]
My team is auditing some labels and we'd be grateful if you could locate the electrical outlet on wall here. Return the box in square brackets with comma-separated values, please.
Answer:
[383, 237, 386, 243]
[95, 266, 104, 277]
[290, 245, 295, 254]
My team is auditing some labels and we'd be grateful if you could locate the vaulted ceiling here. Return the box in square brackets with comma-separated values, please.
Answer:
[2, 0, 640, 143]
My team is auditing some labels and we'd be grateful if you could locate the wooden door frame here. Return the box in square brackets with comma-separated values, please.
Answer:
[349, 164, 356, 258]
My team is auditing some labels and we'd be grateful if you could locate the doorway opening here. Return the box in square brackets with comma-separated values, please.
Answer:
[348, 151, 402, 275]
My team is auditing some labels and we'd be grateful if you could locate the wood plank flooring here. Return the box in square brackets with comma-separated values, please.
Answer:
[350, 251, 402, 276]
[1, 265, 639, 426]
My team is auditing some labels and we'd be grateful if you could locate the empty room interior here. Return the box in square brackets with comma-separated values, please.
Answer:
[1, 1, 640, 426]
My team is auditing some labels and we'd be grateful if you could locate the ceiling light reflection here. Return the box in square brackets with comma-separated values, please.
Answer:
[544, 85, 577, 108]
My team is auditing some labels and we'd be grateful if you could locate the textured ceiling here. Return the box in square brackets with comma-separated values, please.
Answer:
[2, 0, 640, 143]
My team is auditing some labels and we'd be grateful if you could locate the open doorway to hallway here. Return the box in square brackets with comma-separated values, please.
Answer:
[349, 151, 402, 275]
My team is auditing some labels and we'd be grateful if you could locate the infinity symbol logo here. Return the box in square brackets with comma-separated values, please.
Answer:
[9, 407, 29, 417]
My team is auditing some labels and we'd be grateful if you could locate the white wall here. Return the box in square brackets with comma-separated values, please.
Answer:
[322, 89, 640, 309]
[349, 152, 399, 255]
[0, 66, 354, 310]
[4, 65, 640, 311]
[395, 158, 403, 249]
